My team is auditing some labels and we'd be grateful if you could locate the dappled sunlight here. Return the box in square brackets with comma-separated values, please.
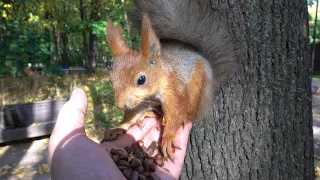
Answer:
[0, 138, 50, 179]
[18, 139, 49, 165]
[0, 146, 10, 156]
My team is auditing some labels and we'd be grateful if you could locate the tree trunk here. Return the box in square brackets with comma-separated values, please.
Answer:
[121, 0, 130, 36]
[88, 33, 97, 73]
[44, 11, 51, 68]
[79, 0, 89, 69]
[52, 27, 59, 63]
[180, 1, 313, 179]
[82, 32, 89, 68]
[87, 0, 99, 74]
[60, 32, 68, 66]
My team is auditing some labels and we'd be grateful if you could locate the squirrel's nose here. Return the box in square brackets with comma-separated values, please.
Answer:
[116, 103, 127, 110]
[115, 94, 127, 110]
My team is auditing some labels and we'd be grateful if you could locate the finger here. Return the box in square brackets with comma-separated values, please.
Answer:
[49, 88, 88, 157]
[101, 117, 159, 150]
[159, 122, 192, 179]
[125, 117, 160, 141]
[142, 123, 161, 148]
[54, 88, 87, 131]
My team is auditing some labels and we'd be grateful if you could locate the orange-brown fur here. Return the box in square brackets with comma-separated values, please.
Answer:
[159, 62, 207, 158]
[187, 62, 208, 120]
[103, 14, 213, 160]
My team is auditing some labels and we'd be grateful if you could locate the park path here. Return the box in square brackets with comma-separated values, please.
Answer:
[312, 80, 320, 156]
[0, 137, 50, 180]
[1, 82, 320, 179]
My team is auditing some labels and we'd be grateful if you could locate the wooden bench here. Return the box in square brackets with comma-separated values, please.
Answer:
[61, 67, 87, 75]
[0, 99, 68, 143]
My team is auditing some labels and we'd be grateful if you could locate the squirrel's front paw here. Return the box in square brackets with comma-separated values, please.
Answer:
[101, 128, 126, 142]
[136, 118, 145, 130]
[161, 133, 181, 160]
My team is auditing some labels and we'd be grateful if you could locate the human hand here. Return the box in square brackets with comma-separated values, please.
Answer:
[49, 88, 192, 179]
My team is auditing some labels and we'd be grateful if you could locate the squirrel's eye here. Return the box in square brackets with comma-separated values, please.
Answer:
[137, 75, 146, 86]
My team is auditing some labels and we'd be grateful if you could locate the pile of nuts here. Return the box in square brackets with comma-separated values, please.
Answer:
[108, 140, 168, 180]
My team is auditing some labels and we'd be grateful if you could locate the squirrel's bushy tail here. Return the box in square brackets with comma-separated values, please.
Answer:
[132, 0, 236, 87]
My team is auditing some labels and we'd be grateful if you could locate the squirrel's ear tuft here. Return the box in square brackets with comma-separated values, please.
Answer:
[141, 14, 160, 65]
[106, 20, 129, 57]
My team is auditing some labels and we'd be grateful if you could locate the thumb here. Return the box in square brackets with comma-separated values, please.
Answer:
[49, 88, 88, 157]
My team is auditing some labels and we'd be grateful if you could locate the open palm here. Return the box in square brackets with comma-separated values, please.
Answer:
[49, 88, 192, 180]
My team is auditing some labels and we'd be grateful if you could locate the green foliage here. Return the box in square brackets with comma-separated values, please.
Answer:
[0, 60, 12, 74]
[0, 1, 52, 76]
[95, 112, 112, 128]
[309, 0, 320, 43]
[43, 64, 64, 77]
[313, 74, 320, 80]
[90, 80, 114, 105]
[105, 1, 140, 50]
[0, 0, 140, 78]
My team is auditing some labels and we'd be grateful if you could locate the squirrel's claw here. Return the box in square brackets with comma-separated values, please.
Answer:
[136, 118, 145, 130]
[161, 142, 171, 161]
[101, 128, 126, 143]
[161, 135, 180, 161]
[171, 139, 182, 150]
[167, 147, 175, 161]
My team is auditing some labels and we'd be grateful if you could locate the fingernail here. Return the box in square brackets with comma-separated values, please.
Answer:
[71, 89, 79, 99]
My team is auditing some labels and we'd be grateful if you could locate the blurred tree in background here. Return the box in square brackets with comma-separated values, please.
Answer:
[309, 0, 320, 43]
[0, 0, 139, 77]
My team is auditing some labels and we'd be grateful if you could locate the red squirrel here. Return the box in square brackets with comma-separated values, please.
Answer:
[102, 0, 236, 160]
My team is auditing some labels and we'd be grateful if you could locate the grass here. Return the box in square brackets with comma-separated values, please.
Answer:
[313, 74, 320, 81]
[316, 156, 320, 179]
[0, 68, 123, 142]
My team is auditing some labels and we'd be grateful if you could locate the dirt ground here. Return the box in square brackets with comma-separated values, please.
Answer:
[0, 137, 50, 180]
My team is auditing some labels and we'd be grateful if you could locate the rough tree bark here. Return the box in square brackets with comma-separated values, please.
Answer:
[180, 1, 314, 180]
